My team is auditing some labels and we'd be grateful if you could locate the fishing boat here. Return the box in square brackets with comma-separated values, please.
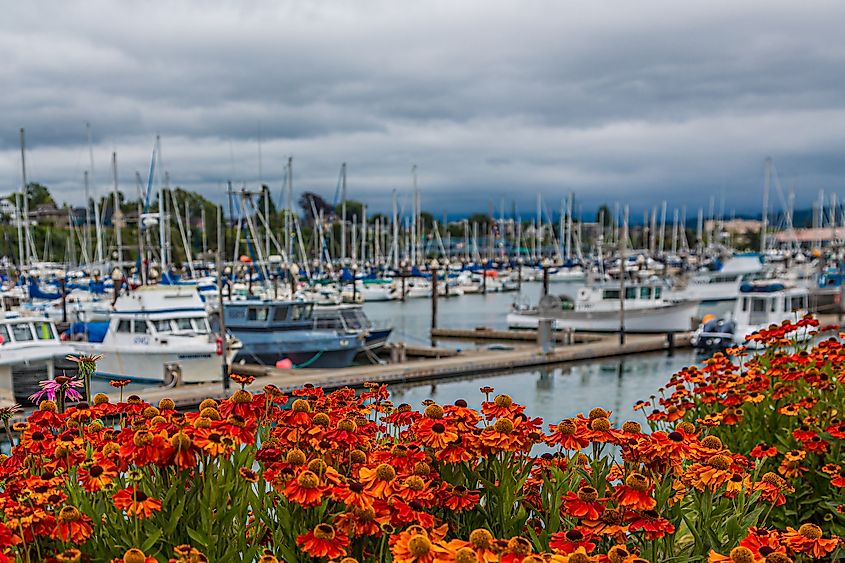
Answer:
[507, 281, 699, 333]
[691, 281, 810, 350]
[65, 285, 239, 384]
[312, 304, 393, 352]
[0, 312, 75, 404]
[223, 299, 364, 368]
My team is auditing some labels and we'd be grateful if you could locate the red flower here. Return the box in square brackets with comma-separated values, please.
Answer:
[112, 487, 162, 519]
[297, 524, 349, 559]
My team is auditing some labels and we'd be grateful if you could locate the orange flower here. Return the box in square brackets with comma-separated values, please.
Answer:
[77, 460, 118, 492]
[613, 473, 655, 511]
[112, 487, 162, 519]
[415, 419, 459, 450]
[390, 525, 448, 563]
[358, 464, 397, 498]
[193, 428, 235, 456]
[562, 487, 603, 520]
[52, 506, 93, 543]
[284, 470, 327, 507]
[297, 524, 349, 559]
[782, 524, 839, 559]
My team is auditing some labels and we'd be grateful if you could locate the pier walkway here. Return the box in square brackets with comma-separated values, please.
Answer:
[110, 332, 691, 408]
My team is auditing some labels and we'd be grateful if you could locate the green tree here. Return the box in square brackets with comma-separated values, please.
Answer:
[335, 199, 364, 222]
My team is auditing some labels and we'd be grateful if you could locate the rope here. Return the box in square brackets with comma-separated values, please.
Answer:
[362, 346, 387, 365]
[293, 349, 326, 369]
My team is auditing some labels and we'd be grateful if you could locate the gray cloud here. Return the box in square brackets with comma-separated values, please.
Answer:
[2, 0, 845, 218]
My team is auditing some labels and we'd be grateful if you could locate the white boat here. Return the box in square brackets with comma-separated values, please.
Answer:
[691, 281, 810, 350]
[507, 281, 699, 333]
[668, 254, 765, 303]
[342, 280, 398, 302]
[547, 266, 587, 283]
[402, 278, 432, 299]
[66, 285, 240, 385]
[0, 312, 75, 405]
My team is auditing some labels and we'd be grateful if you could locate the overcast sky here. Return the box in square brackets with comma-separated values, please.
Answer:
[2, 0, 845, 219]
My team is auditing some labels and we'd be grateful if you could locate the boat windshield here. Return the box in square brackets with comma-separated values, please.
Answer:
[34, 321, 55, 340]
[341, 309, 368, 329]
[11, 322, 34, 342]
[291, 304, 313, 321]
[155, 317, 211, 335]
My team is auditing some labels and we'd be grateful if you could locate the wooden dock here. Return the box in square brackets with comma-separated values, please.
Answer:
[107, 332, 692, 408]
[430, 326, 601, 344]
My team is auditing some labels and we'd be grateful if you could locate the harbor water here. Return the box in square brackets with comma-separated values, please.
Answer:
[88, 279, 712, 417]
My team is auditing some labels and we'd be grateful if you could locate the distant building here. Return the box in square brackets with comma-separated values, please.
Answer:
[0, 198, 16, 223]
[705, 218, 762, 235]
[773, 228, 845, 245]
[31, 203, 70, 228]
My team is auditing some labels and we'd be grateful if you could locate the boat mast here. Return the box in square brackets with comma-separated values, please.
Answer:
[112, 152, 123, 264]
[286, 157, 293, 262]
[87, 123, 104, 265]
[17, 128, 28, 269]
[411, 165, 418, 266]
[156, 136, 168, 273]
[340, 162, 347, 264]
[761, 157, 771, 254]
[391, 188, 399, 268]
[361, 203, 367, 266]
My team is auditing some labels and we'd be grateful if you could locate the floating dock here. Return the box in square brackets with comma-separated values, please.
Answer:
[108, 331, 691, 408]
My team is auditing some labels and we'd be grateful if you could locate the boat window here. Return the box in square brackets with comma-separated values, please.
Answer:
[315, 318, 337, 329]
[12, 323, 34, 342]
[790, 296, 806, 311]
[741, 297, 748, 312]
[175, 318, 194, 331]
[654, 287, 661, 299]
[155, 320, 173, 333]
[273, 306, 290, 321]
[640, 287, 651, 299]
[341, 310, 365, 329]
[751, 298, 767, 313]
[247, 307, 269, 321]
[0, 325, 9, 344]
[135, 321, 151, 334]
[625, 287, 637, 299]
[602, 289, 620, 300]
[34, 322, 54, 340]
[191, 318, 211, 334]
[291, 304, 313, 321]
[118, 320, 133, 333]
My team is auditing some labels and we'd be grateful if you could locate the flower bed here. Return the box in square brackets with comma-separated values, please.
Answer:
[0, 318, 842, 562]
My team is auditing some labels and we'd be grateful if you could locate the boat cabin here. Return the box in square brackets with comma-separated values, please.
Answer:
[224, 300, 315, 329]
[576, 282, 668, 311]
[0, 314, 60, 347]
[736, 282, 808, 326]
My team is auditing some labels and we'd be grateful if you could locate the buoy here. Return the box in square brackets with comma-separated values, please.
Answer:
[275, 358, 293, 369]
[702, 314, 716, 324]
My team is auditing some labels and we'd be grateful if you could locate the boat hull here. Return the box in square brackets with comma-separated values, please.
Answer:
[507, 301, 698, 333]
[73, 343, 231, 384]
[232, 330, 363, 368]
[363, 328, 392, 351]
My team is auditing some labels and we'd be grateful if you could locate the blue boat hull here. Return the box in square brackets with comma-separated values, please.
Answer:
[232, 329, 362, 368]
[364, 328, 392, 351]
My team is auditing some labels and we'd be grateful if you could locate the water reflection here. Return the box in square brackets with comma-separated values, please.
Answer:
[389, 349, 700, 426]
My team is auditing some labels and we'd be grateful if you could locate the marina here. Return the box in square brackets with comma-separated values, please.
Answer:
[108, 330, 691, 408]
